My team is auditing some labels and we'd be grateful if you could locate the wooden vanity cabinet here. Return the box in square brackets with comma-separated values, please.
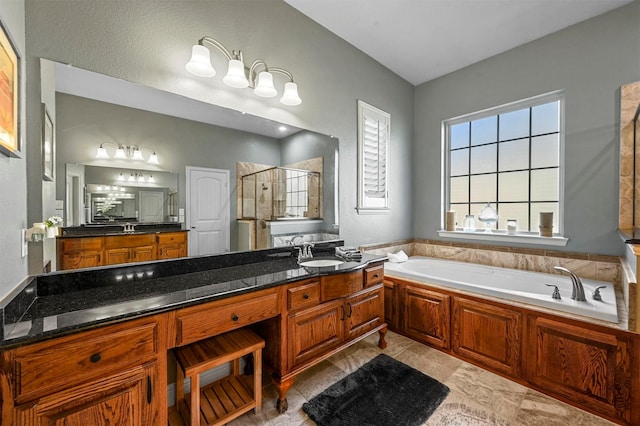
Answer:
[57, 236, 104, 270]
[57, 231, 188, 270]
[2, 314, 167, 426]
[157, 232, 187, 260]
[287, 268, 385, 370]
[104, 234, 156, 265]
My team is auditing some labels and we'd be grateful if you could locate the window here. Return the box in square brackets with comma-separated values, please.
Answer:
[357, 100, 390, 213]
[444, 92, 564, 235]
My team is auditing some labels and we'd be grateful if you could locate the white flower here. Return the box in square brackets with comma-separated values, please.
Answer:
[45, 216, 63, 227]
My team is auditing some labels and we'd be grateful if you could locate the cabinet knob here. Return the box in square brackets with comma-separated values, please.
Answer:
[231, 314, 239, 321]
[303, 293, 310, 299]
[373, 274, 379, 279]
[90, 353, 101, 363]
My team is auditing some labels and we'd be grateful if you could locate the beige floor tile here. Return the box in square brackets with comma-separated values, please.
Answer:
[394, 343, 462, 383]
[511, 389, 617, 426]
[441, 362, 528, 422]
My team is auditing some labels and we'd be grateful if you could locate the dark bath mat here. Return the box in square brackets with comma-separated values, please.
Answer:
[302, 353, 450, 426]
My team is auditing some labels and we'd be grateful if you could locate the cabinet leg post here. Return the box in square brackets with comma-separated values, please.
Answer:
[378, 325, 388, 349]
[273, 376, 295, 413]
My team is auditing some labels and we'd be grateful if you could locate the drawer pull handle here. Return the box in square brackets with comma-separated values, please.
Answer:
[90, 353, 101, 363]
[147, 376, 152, 404]
[347, 302, 353, 318]
[340, 305, 346, 321]
[303, 293, 310, 299]
[373, 274, 379, 278]
[231, 314, 239, 321]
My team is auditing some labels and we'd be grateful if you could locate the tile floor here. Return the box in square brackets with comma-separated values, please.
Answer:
[229, 331, 616, 426]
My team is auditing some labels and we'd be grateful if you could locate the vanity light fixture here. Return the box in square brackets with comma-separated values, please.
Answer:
[95, 143, 160, 165]
[186, 36, 302, 106]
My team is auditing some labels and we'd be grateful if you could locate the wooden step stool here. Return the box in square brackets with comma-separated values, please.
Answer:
[173, 328, 265, 426]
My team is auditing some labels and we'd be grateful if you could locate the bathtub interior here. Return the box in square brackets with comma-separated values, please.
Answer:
[384, 256, 618, 323]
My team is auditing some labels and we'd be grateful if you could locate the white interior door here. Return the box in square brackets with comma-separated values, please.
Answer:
[139, 191, 164, 222]
[187, 166, 230, 256]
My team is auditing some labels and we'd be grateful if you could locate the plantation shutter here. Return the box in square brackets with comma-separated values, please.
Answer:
[357, 101, 390, 212]
[363, 115, 388, 198]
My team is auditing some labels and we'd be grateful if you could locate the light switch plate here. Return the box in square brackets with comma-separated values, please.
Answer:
[55, 199, 64, 210]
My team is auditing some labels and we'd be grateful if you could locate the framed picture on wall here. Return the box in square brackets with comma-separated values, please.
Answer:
[0, 19, 20, 157]
[42, 104, 54, 181]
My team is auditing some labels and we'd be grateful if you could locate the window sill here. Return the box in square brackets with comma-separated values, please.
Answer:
[438, 230, 568, 246]
[356, 207, 390, 215]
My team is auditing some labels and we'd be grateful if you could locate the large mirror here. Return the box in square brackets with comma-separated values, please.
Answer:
[51, 60, 339, 255]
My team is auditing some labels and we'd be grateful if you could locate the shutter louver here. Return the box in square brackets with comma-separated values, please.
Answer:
[363, 115, 388, 198]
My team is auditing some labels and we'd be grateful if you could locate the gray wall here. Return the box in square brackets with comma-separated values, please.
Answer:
[0, 0, 27, 297]
[413, 2, 640, 256]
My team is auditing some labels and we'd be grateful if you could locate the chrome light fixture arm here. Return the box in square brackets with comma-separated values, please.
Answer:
[199, 36, 236, 61]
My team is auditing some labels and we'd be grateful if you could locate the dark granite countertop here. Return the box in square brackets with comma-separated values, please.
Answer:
[0, 242, 386, 350]
[59, 222, 186, 237]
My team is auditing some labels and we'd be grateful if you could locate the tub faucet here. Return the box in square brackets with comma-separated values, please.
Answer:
[554, 266, 587, 302]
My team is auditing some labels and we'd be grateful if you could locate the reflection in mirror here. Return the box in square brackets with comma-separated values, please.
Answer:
[82, 165, 178, 223]
[52, 59, 339, 254]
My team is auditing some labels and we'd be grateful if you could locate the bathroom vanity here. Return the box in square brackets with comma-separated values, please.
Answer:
[56, 224, 188, 270]
[0, 243, 386, 425]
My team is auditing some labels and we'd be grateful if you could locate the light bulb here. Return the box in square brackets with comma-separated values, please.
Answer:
[96, 144, 109, 159]
[280, 82, 302, 106]
[131, 147, 144, 161]
[254, 71, 277, 97]
[185, 44, 216, 77]
[223, 59, 249, 88]
[147, 152, 159, 165]
[114, 146, 127, 159]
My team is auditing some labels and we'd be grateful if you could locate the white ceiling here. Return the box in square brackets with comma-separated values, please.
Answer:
[285, 0, 633, 85]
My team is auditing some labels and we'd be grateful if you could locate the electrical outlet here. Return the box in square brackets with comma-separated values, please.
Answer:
[21, 229, 28, 258]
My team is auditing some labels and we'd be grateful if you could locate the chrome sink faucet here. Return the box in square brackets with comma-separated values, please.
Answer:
[554, 266, 587, 302]
[123, 223, 135, 233]
[297, 242, 314, 262]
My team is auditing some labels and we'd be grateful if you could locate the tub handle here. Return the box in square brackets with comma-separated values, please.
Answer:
[593, 286, 606, 301]
[545, 284, 562, 300]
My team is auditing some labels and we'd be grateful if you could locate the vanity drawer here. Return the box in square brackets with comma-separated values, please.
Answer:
[365, 265, 384, 287]
[321, 271, 363, 301]
[58, 236, 103, 252]
[104, 234, 155, 249]
[288, 279, 321, 311]
[157, 232, 186, 244]
[12, 315, 160, 403]
[175, 287, 280, 346]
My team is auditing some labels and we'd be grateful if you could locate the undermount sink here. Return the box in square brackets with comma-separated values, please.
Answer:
[299, 259, 344, 267]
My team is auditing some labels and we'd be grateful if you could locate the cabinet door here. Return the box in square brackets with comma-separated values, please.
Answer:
[158, 244, 186, 260]
[288, 300, 343, 368]
[403, 285, 450, 349]
[14, 362, 157, 426]
[344, 285, 384, 341]
[60, 251, 102, 270]
[524, 316, 637, 425]
[131, 245, 155, 262]
[104, 247, 130, 265]
[452, 297, 521, 377]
